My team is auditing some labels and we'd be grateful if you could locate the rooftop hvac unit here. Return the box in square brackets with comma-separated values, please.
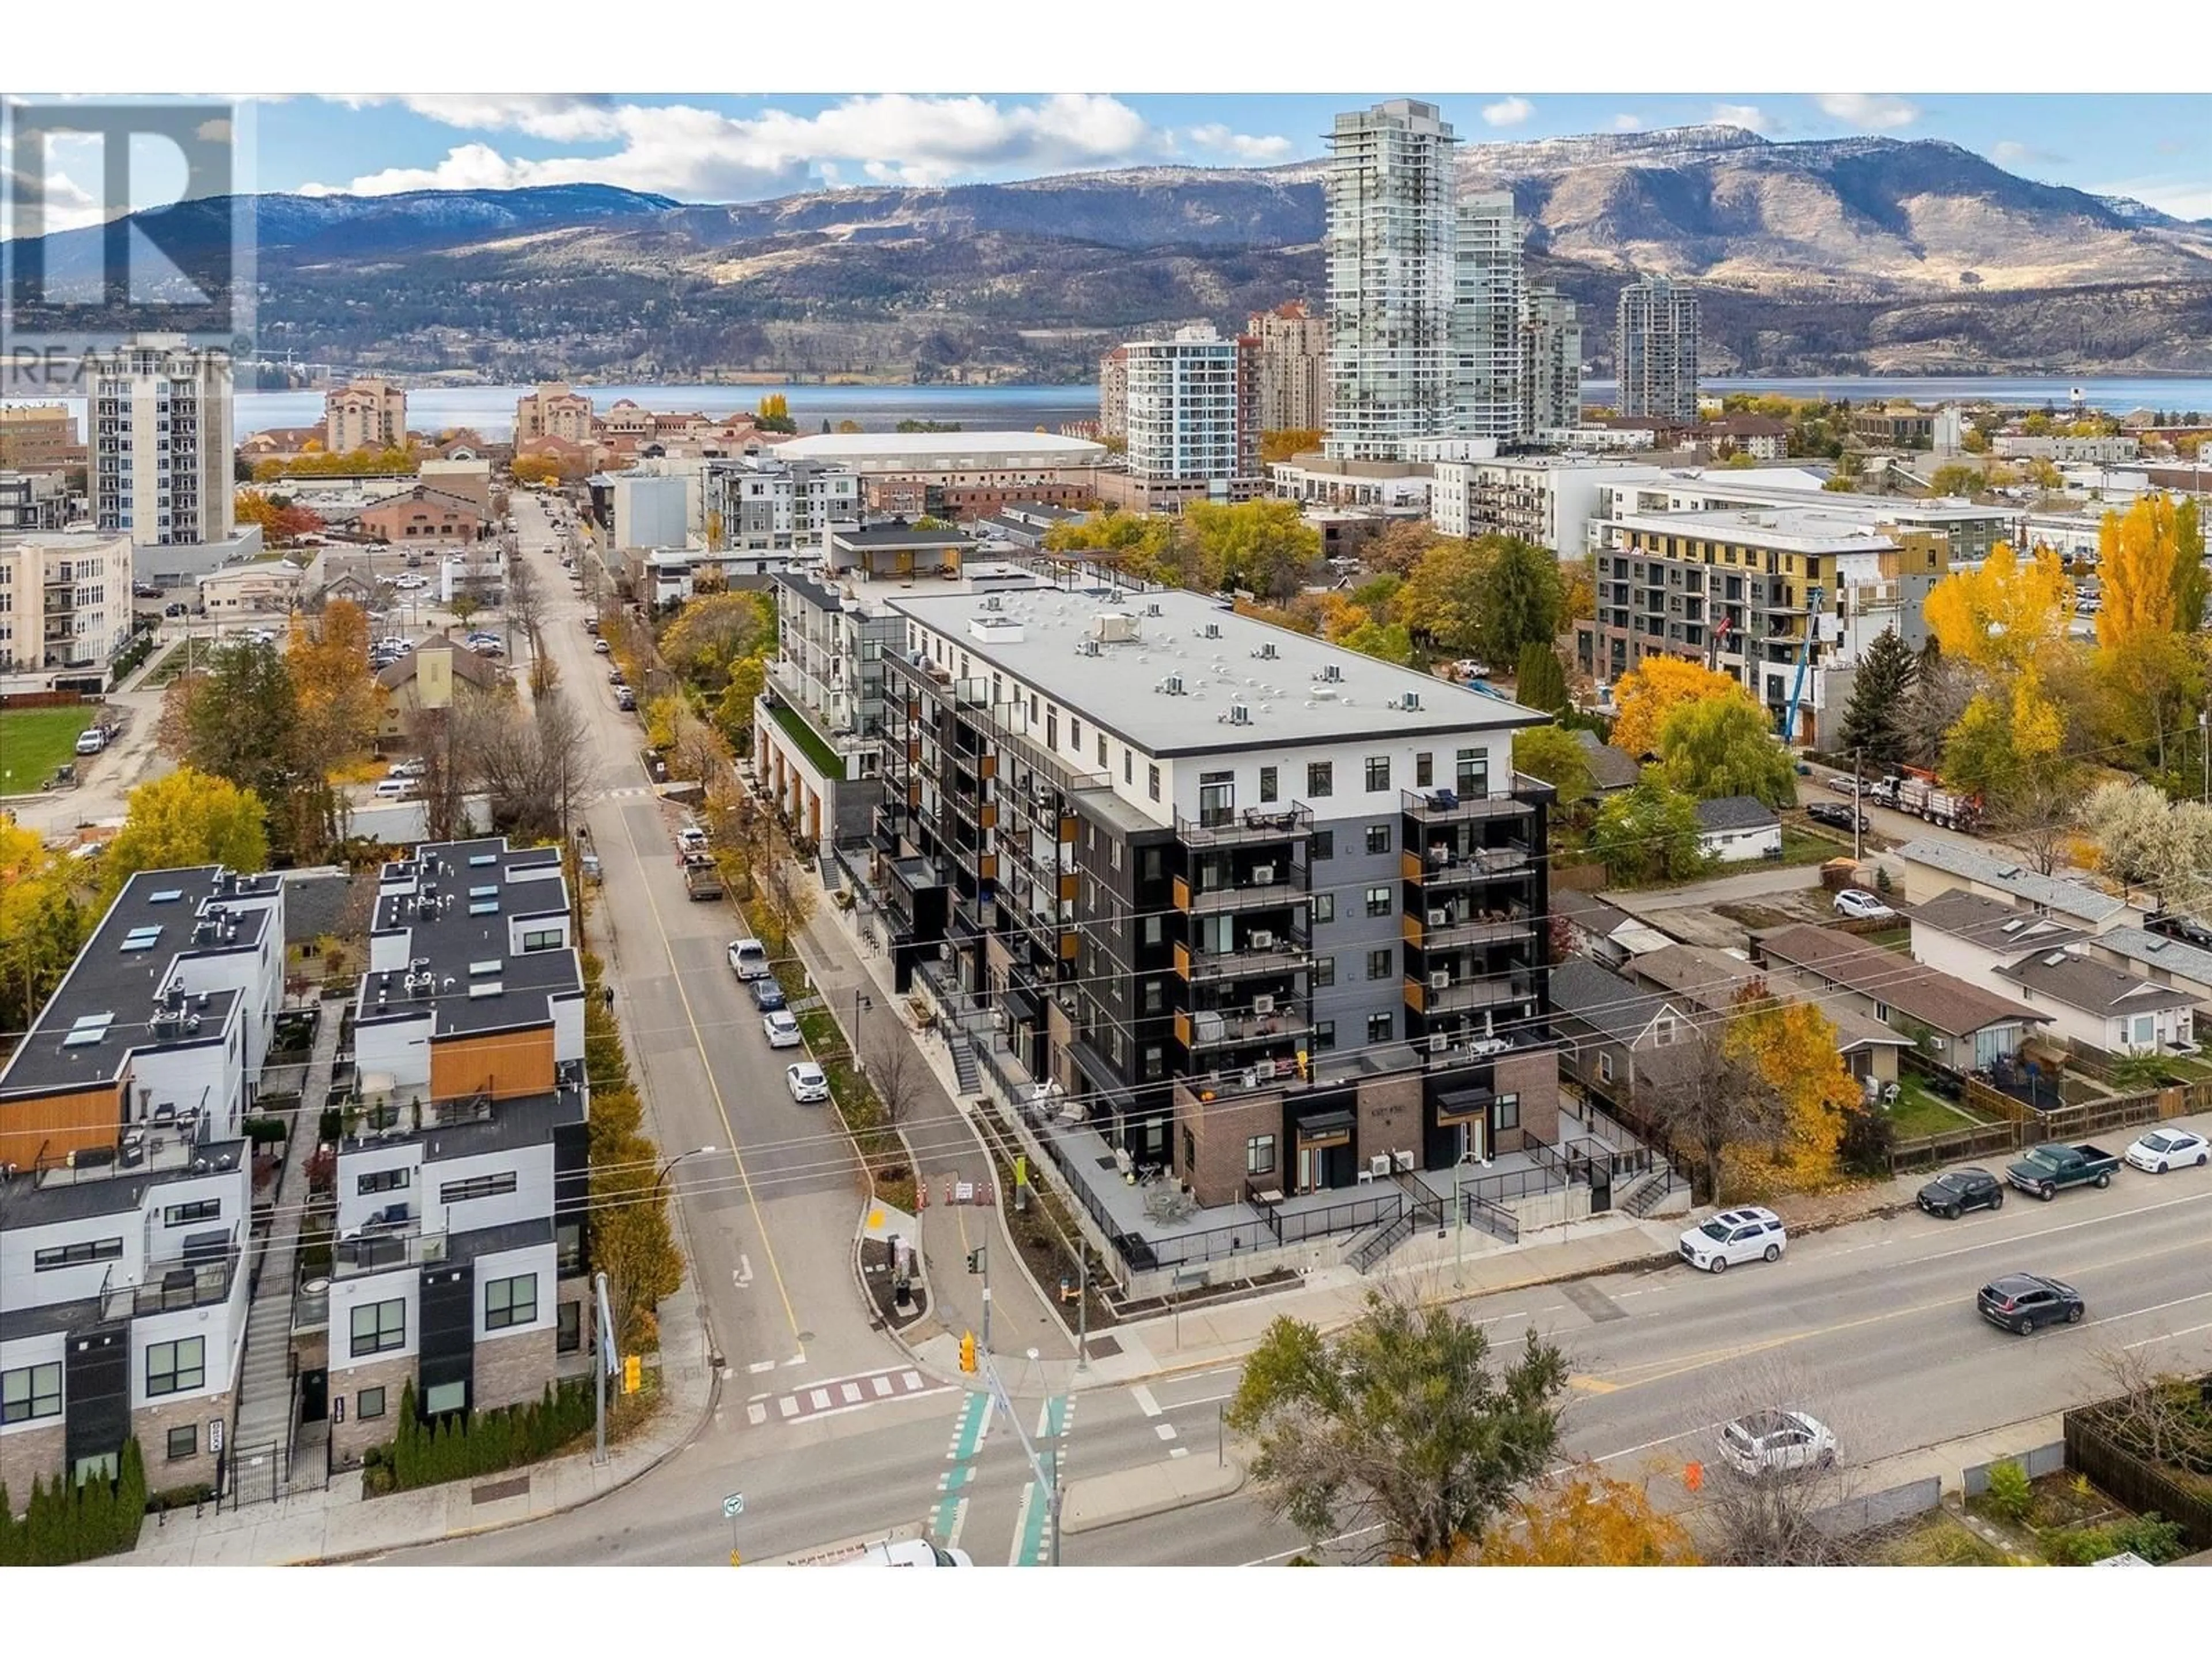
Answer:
[1204, 622, 1221, 638]
[1228, 702, 1252, 726]
[1162, 673, 1185, 695]
[1146, 602, 1162, 616]
[1251, 994, 1276, 1016]
[1248, 930, 1276, 952]
[1317, 663, 1344, 683]
[1429, 971, 1451, 991]
[1255, 641, 1279, 660]
[1091, 612, 1139, 643]
[1079, 639, 1101, 657]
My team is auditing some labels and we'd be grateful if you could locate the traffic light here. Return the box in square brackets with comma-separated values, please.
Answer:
[959, 1331, 977, 1373]
[965, 1247, 985, 1275]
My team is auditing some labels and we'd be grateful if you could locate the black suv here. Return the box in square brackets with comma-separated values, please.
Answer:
[1806, 801, 1866, 832]
[1918, 1167, 2005, 1219]
[1976, 1273, 2084, 1335]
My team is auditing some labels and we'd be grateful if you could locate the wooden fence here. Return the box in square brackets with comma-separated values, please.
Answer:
[2063, 1407, 2212, 1552]
[0, 688, 89, 711]
[1890, 1081, 2199, 1174]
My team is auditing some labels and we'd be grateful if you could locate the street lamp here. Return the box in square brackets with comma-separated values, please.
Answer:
[654, 1145, 718, 1198]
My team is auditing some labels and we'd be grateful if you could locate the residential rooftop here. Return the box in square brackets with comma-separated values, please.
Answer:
[2093, 925, 2212, 987]
[832, 519, 978, 550]
[0, 866, 276, 1100]
[1908, 889, 2089, 953]
[1755, 923, 2048, 1039]
[1694, 794, 1780, 832]
[1992, 950, 2198, 1018]
[364, 839, 581, 1039]
[885, 586, 1546, 756]
[1550, 957, 1685, 1046]
[1610, 504, 1910, 555]
[1896, 839, 2132, 926]
[777, 431, 1109, 465]
[0, 1135, 248, 1231]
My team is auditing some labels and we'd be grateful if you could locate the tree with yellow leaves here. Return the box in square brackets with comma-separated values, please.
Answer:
[0, 821, 86, 1037]
[2098, 495, 2185, 647]
[1608, 656, 1756, 757]
[1474, 1463, 1700, 1566]
[1724, 992, 1858, 1191]
[1923, 540, 2073, 677]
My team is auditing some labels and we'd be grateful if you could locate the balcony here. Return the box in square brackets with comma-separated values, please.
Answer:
[1175, 932, 1310, 982]
[1173, 801, 1314, 847]
[332, 1224, 450, 1279]
[100, 1248, 241, 1320]
[1173, 872, 1308, 915]
[1402, 843, 1533, 887]
[1176, 1004, 1310, 1052]
[1403, 906, 1530, 951]
[1400, 786, 1539, 826]
[1405, 974, 1536, 1016]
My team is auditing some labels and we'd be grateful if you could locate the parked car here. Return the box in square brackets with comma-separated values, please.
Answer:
[1719, 1410, 1838, 1478]
[132, 582, 161, 599]
[763, 1010, 802, 1049]
[615, 688, 637, 711]
[163, 602, 188, 617]
[1916, 1167, 2006, 1219]
[372, 777, 419, 801]
[676, 825, 708, 853]
[2146, 912, 2212, 952]
[73, 728, 108, 756]
[585, 618, 600, 635]
[786, 1062, 830, 1104]
[594, 638, 612, 654]
[2006, 1142, 2120, 1200]
[1825, 775, 1865, 797]
[1806, 801, 1867, 832]
[1832, 888, 1896, 921]
[387, 759, 426, 780]
[748, 977, 787, 1013]
[2124, 1128, 2210, 1174]
[1678, 1206, 1787, 1273]
[727, 938, 771, 980]
[609, 668, 626, 685]
[1976, 1272, 2085, 1335]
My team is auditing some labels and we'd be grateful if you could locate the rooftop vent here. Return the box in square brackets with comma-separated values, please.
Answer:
[1222, 702, 1252, 727]
[1254, 642, 1279, 660]
[1316, 663, 1344, 684]
[2043, 951, 2069, 967]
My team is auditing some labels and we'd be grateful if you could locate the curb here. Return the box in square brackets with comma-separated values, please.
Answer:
[1061, 1457, 1248, 1536]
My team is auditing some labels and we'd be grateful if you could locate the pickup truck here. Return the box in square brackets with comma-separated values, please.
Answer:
[2006, 1142, 2121, 1201]
[681, 855, 725, 903]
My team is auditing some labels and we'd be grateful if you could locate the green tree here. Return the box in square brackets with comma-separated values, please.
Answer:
[1588, 779, 1706, 886]
[1512, 726, 1593, 805]
[1393, 539, 1490, 654]
[1184, 500, 1321, 601]
[2173, 497, 2207, 630]
[103, 768, 270, 899]
[1335, 619, 1415, 664]
[1514, 642, 1569, 713]
[1472, 537, 1563, 666]
[1927, 462, 1985, 498]
[0, 823, 85, 1039]
[714, 653, 770, 751]
[1836, 627, 1917, 768]
[1655, 695, 1798, 807]
[1226, 1290, 1570, 1565]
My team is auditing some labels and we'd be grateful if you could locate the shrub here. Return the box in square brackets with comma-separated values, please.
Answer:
[241, 1117, 288, 1145]
[1836, 1107, 1895, 1177]
[2108, 1512, 2188, 1564]
[0, 1438, 147, 1563]
[374, 1379, 596, 1493]
[1983, 1460, 2033, 1525]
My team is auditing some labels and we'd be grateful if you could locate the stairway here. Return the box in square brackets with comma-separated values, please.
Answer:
[230, 1007, 343, 1461]
[945, 1028, 982, 1097]
[1619, 1164, 1676, 1219]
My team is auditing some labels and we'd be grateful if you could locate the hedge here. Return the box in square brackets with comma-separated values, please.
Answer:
[0, 1438, 147, 1565]
[364, 1380, 595, 1494]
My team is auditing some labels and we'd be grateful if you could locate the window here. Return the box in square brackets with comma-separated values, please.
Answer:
[1494, 1093, 1520, 1132]
[522, 928, 562, 952]
[1311, 830, 1334, 859]
[1259, 766, 1279, 804]
[358, 1386, 387, 1421]
[1365, 756, 1391, 793]
[146, 1336, 204, 1397]
[486, 1273, 538, 1331]
[166, 1424, 197, 1461]
[1147, 764, 1161, 802]
[1246, 1135, 1277, 1177]
[1313, 1021, 1336, 1051]
[558, 1302, 582, 1354]
[1366, 1012, 1394, 1044]
[1071, 718, 1082, 751]
[1141, 1044, 1165, 1081]
[425, 1381, 467, 1416]
[2131, 1013, 2157, 1046]
[350, 1299, 406, 1358]
[1097, 735, 1108, 767]
[440, 1171, 518, 1205]
[1313, 956, 1335, 988]
[557, 1222, 583, 1277]
[1142, 979, 1166, 1014]
[1141, 915, 1164, 948]
[1365, 886, 1392, 918]
[1312, 893, 1335, 925]
[1366, 948, 1393, 980]
[1456, 748, 1489, 798]
[1415, 752, 1434, 788]
[34, 1237, 123, 1270]
[357, 1167, 411, 1196]
[1307, 762, 1333, 798]
[1124, 750, 1133, 783]
[1, 1362, 61, 1424]
[1596, 1052, 1616, 1084]
[1652, 1016, 1679, 1047]
[162, 1198, 220, 1227]
[1365, 823, 1392, 856]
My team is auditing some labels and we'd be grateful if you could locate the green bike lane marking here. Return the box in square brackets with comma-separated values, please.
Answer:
[1011, 1395, 1071, 1567]
[931, 1389, 992, 1543]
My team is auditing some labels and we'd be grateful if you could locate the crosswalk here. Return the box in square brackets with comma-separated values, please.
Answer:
[602, 785, 653, 800]
[744, 1365, 945, 1428]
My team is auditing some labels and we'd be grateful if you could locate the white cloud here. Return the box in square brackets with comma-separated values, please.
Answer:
[2089, 176, 2212, 222]
[1816, 93, 1919, 131]
[1710, 104, 1772, 135]
[306, 93, 1291, 201]
[1186, 123, 1294, 162]
[0, 134, 108, 234]
[1611, 113, 1644, 132]
[1991, 139, 2065, 168]
[1482, 96, 1534, 129]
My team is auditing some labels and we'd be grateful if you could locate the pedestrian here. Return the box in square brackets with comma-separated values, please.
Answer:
[603, 984, 614, 1011]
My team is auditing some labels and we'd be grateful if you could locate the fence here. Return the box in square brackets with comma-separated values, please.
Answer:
[1963, 1440, 2066, 1498]
[1889, 1080, 2193, 1174]
[2063, 1410, 2212, 1551]
[1138, 1190, 1407, 1274]
[1811, 1476, 1943, 1540]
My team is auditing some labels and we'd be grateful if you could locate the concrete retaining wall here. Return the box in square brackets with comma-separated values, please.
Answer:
[1963, 1440, 2067, 1497]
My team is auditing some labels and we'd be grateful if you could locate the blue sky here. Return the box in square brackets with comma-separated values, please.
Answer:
[10, 93, 2211, 228]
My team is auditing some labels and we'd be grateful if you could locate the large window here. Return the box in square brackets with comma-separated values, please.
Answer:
[1311, 893, 1335, 925]
[1365, 823, 1392, 856]
[1, 1362, 62, 1423]
[146, 1336, 204, 1397]
[1365, 756, 1391, 793]
[1494, 1094, 1521, 1132]
[1365, 885, 1393, 918]
[1366, 1012, 1394, 1044]
[162, 1198, 220, 1227]
[1245, 1135, 1277, 1177]
[357, 1168, 410, 1195]
[485, 1273, 537, 1331]
[1313, 956, 1335, 988]
[440, 1171, 518, 1205]
[1456, 748, 1490, 798]
[34, 1237, 123, 1271]
[1366, 949, 1393, 981]
[350, 1299, 406, 1358]
[424, 1380, 467, 1415]
[522, 928, 563, 952]
[1307, 762, 1333, 798]
[1259, 766, 1279, 804]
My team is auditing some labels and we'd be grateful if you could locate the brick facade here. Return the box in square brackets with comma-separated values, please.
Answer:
[475, 1326, 556, 1413]
[1492, 1050, 1561, 1154]
[1175, 1083, 1281, 1209]
[1353, 1073, 1423, 1168]
[134, 1387, 236, 1495]
[0, 1422, 66, 1512]
[329, 1351, 419, 1468]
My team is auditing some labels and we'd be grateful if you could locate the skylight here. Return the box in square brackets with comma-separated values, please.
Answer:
[467, 981, 502, 998]
[468, 959, 500, 977]
[468, 900, 498, 917]
[468, 885, 497, 899]
[120, 926, 162, 952]
[147, 889, 183, 904]
[468, 853, 497, 868]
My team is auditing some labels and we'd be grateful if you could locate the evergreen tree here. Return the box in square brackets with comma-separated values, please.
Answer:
[1515, 642, 1570, 713]
[1838, 627, 1917, 768]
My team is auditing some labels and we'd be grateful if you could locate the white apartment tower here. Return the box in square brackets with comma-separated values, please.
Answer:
[1324, 100, 1460, 461]
[1615, 276, 1700, 421]
[1123, 325, 1259, 489]
[1522, 286, 1584, 432]
[1448, 192, 1524, 441]
[86, 333, 234, 547]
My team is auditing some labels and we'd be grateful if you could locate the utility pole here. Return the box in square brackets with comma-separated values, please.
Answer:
[592, 1271, 616, 1465]
[1853, 746, 1865, 863]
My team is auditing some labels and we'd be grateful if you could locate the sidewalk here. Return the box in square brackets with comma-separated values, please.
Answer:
[790, 895, 1072, 1380]
[123, 1272, 718, 1565]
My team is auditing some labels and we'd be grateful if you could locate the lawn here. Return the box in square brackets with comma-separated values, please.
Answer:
[1864, 1509, 2012, 1566]
[764, 696, 844, 778]
[0, 706, 94, 793]
[1777, 825, 1855, 867]
[1886, 1073, 1997, 1139]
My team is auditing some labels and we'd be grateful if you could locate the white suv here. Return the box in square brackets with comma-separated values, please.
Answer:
[1719, 1410, 1837, 1478]
[1679, 1206, 1788, 1273]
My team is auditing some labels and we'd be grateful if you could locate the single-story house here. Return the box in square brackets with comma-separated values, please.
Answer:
[1695, 795, 1782, 863]
[1895, 838, 2135, 934]
[1548, 957, 1707, 1103]
[1624, 943, 1913, 1090]
[2084, 925, 2212, 1005]
[1752, 923, 2050, 1072]
[1910, 889, 2088, 983]
[1991, 950, 2198, 1056]
[1554, 889, 1677, 968]
[317, 568, 381, 611]
[1571, 729, 1643, 795]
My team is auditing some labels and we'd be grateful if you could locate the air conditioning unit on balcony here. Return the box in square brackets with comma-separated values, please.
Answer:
[1427, 908, 1452, 927]
[1251, 865, 1276, 885]
[1429, 971, 1452, 991]
[1248, 930, 1276, 952]
[1251, 994, 1276, 1016]
[1429, 1032, 1449, 1053]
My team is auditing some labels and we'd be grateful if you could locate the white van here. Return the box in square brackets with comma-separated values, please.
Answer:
[373, 778, 419, 801]
[759, 1525, 971, 1567]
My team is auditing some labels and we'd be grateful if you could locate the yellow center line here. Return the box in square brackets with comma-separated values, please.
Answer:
[612, 767, 806, 1355]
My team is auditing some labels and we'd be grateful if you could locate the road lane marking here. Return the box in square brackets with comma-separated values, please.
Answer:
[840, 1382, 863, 1404]
[777, 1397, 798, 1419]
[747, 1359, 776, 1375]
[616, 806, 808, 1354]
[872, 1376, 893, 1397]
[902, 1370, 923, 1390]
[1900, 1186, 2212, 1268]
[2125, 1317, 2212, 1351]
[1171, 1446, 1190, 1459]
[1243, 1522, 1384, 1567]
[1131, 1384, 1163, 1418]
[746, 1403, 767, 1426]
[1155, 1423, 1178, 1441]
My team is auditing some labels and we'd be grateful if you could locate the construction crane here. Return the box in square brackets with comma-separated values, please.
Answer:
[1778, 584, 1826, 744]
